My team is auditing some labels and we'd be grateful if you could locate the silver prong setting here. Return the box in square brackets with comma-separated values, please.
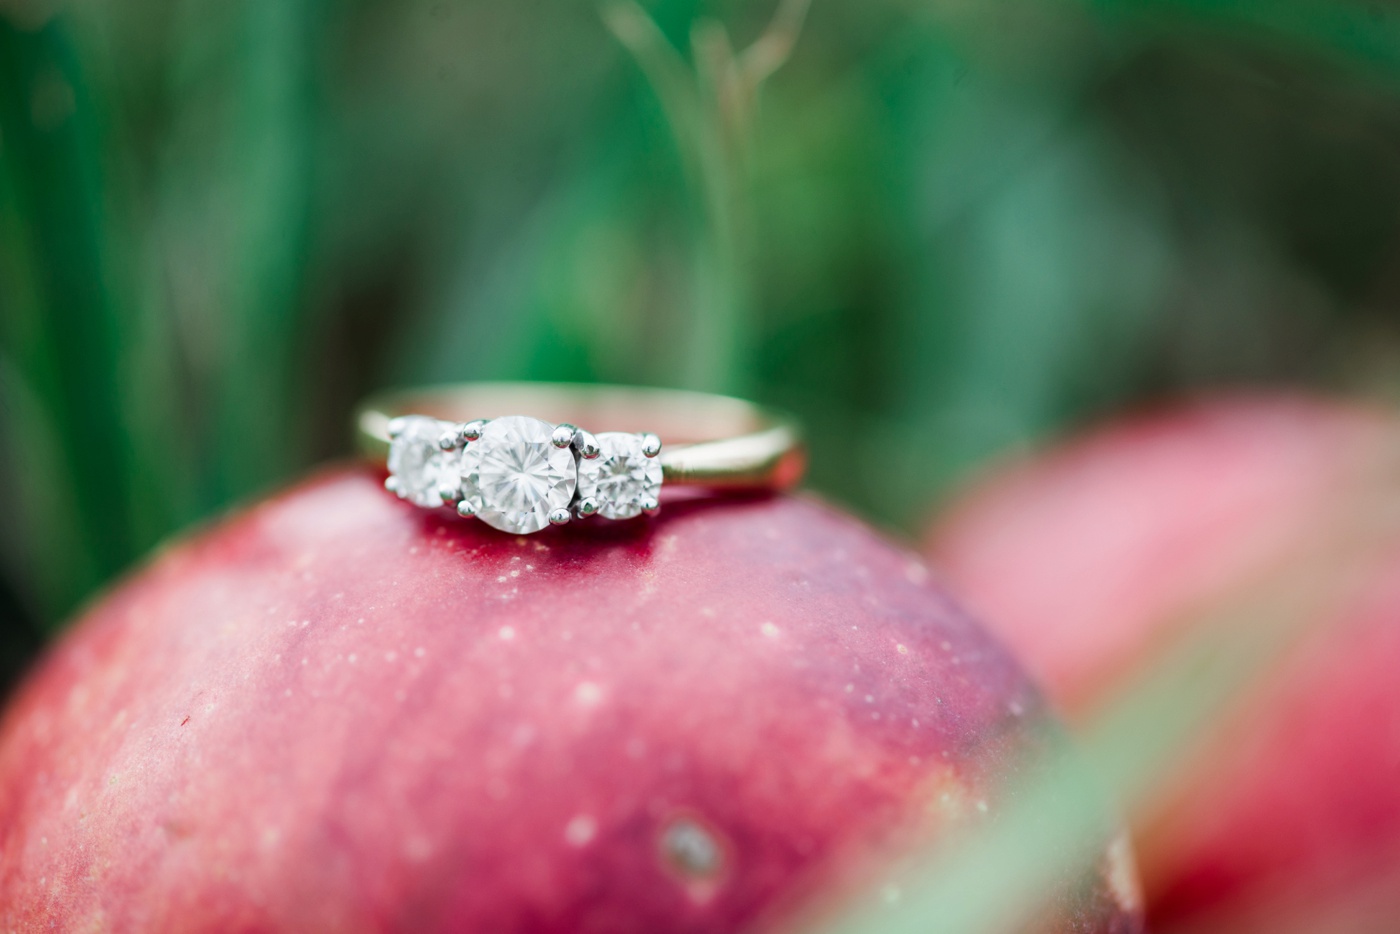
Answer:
[552, 424, 578, 449]
[385, 411, 675, 531]
[573, 428, 601, 460]
[460, 419, 486, 444]
[387, 417, 408, 440]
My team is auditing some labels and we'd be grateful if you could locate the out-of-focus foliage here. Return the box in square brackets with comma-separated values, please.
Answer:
[4, 0, 1400, 647]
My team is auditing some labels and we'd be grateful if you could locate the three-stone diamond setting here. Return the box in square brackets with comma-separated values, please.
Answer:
[386, 415, 662, 534]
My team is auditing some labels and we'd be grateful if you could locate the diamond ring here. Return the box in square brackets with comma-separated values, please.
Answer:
[355, 383, 806, 535]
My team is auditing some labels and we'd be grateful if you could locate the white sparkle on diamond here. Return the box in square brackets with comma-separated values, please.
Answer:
[577, 432, 662, 520]
[460, 416, 577, 534]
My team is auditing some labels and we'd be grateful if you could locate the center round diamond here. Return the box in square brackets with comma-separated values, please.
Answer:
[460, 416, 578, 534]
[577, 432, 663, 520]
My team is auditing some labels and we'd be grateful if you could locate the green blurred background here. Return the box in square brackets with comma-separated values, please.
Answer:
[4, 0, 1400, 690]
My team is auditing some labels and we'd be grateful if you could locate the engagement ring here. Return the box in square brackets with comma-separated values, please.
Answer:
[356, 383, 805, 534]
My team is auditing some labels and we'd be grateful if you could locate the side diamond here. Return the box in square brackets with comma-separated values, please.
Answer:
[577, 432, 663, 520]
[387, 416, 457, 508]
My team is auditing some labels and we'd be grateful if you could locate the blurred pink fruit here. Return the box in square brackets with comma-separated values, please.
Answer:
[0, 469, 1139, 933]
[927, 396, 1400, 933]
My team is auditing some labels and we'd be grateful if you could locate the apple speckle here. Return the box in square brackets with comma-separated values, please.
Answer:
[564, 815, 597, 847]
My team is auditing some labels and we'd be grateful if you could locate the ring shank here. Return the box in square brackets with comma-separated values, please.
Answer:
[356, 382, 805, 491]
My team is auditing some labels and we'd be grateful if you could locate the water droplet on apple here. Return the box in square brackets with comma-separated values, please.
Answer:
[662, 816, 723, 880]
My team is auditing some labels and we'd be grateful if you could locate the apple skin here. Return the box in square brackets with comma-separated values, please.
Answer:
[926, 396, 1400, 932]
[0, 468, 1140, 933]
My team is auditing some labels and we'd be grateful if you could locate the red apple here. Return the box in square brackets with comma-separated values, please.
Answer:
[0, 469, 1139, 933]
[926, 396, 1400, 932]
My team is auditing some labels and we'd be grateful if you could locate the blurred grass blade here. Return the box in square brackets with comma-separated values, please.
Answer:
[0, 14, 133, 620]
[602, 0, 810, 395]
[740, 0, 812, 88]
[603, 0, 739, 393]
[808, 748, 1117, 934]
[601, 0, 701, 172]
[805, 446, 1400, 933]
[0, 352, 100, 623]
[203, 0, 317, 501]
